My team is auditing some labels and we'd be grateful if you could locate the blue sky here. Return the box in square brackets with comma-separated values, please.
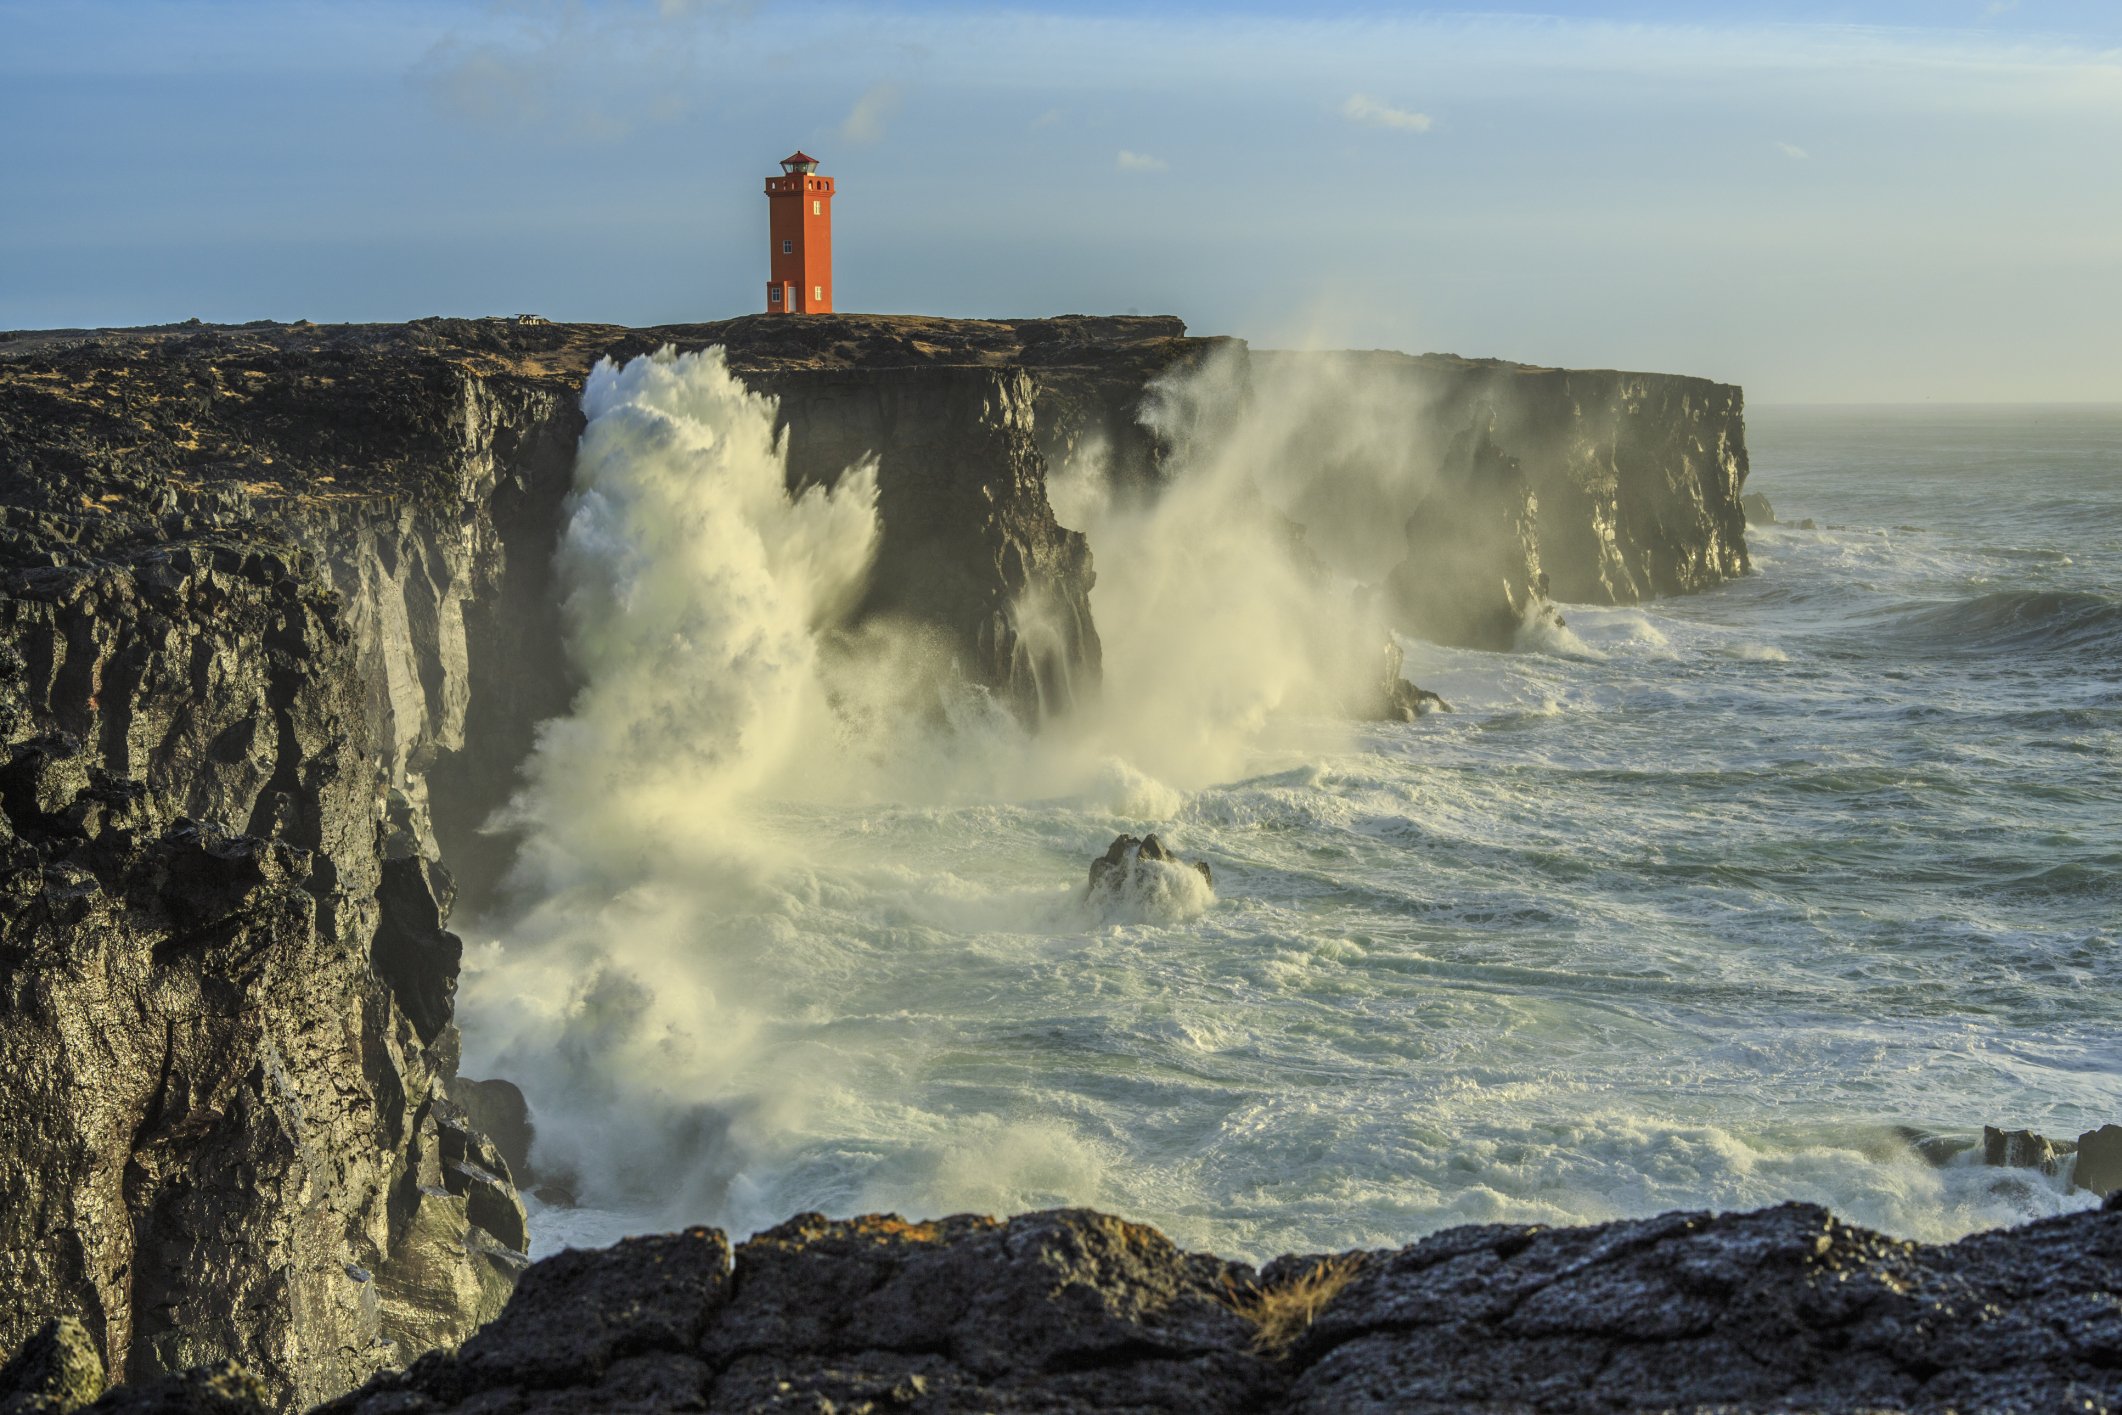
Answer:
[3, 1, 2118, 400]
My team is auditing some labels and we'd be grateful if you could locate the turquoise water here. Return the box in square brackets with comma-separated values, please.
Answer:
[470, 383, 2120, 1260]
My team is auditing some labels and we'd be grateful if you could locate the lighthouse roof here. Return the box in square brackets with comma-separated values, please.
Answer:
[781, 151, 818, 167]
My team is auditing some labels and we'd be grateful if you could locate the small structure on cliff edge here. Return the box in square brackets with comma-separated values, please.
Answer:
[765, 151, 835, 314]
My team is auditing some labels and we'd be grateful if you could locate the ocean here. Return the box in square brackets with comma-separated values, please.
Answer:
[461, 369, 2120, 1262]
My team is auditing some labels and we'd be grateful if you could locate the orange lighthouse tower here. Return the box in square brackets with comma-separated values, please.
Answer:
[765, 151, 834, 314]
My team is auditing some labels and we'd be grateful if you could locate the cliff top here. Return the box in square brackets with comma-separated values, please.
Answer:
[1250, 345, 1741, 394]
[0, 314, 1229, 526]
[0, 313, 1211, 382]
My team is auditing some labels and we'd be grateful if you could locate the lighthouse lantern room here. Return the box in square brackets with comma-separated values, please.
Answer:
[765, 151, 834, 314]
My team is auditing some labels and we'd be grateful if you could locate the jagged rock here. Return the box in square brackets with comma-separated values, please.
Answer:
[1985, 1124, 2071, 1175]
[1742, 490, 1777, 525]
[1371, 638, 1449, 722]
[2075, 1124, 2122, 1197]
[0, 1318, 105, 1415]
[434, 1103, 530, 1254]
[77, 1362, 266, 1414]
[1089, 833, 1212, 893]
[445, 1077, 536, 1190]
[370, 857, 461, 1046]
[1284, 1200, 2122, 1413]
[761, 365, 1101, 723]
[89, 1200, 2122, 1413]
[0, 339, 553, 1405]
[321, 1227, 730, 1412]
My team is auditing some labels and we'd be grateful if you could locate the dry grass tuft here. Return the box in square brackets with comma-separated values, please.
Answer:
[1221, 1253, 1366, 1356]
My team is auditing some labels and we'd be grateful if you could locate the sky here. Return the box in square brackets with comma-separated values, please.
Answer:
[2, 0, 2118, 401]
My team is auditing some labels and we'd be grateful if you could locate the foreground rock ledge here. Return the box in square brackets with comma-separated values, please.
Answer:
[15, 1197, 2119, 1414]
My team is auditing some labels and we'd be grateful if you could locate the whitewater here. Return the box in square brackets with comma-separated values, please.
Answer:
[461, 360, 2121, 1262]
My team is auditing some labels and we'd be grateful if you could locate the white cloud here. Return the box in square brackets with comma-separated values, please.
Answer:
[1775, 140, 1810, 158]
[1116, 149, 1168, 172]
[840, 82, 903, 145]
[1341, 93, 1432, 132]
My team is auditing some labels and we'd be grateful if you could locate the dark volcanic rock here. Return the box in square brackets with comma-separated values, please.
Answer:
[1742, 489, 1777, 525]
[0, 563, 521, 1405]
[370, 857, 461, 1046]
[77, 1199, 2122, 1414]
[1286, 1200, 2122, 1414]
[1985, 1124, 2070, 1175]
[1088, 832, 1213, 893]
[0, 313, 1226, 1406]
[444, 1077, 536, 1191]
[1372, 638, 1449, 721]
[0, 326, 575, 1405]
[0, 1318, 106, 1415]
[759, 365, 1100, 722]
[1969, 1122, 2122, 1198]
[2078, 1124, 2122, 1198]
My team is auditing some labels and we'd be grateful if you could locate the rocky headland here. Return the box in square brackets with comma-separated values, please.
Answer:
[13, 311, 2075, 1415]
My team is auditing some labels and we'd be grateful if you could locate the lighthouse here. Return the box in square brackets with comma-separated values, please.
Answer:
[765, 151, 834, 314]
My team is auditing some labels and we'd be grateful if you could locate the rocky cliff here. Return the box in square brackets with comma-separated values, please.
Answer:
[11, 1196, 2119, 1414]
[0, 314, 1218, 1407]
[0, 313, 1759, 1409]
[755, 366, 1098, 722]
[1249, 350, 1751, 649]
[0, 324, 573, 1407]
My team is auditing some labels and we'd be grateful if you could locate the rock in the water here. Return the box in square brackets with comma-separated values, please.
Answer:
[1089, 832, 1213, 892]
[1371, 638, 1449, 722]
[1742, 490, 1778, 525]
[1985, 1124, 2071, 1175]
[2076, 1123, 2122, 1197]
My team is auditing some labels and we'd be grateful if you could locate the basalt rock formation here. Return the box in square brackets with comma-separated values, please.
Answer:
[0, 333, 565, 1406]
[756, 365, 1098, 721]
[0, 313, 1754, 1409]
[20, 1196, 2120, 1414]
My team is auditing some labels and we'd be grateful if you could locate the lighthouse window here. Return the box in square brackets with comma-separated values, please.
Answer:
[814, 285, 823, 302]
[782, 240, 792, 254]
[812, 199, 821, 216]
[769, 287, 781, 302]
